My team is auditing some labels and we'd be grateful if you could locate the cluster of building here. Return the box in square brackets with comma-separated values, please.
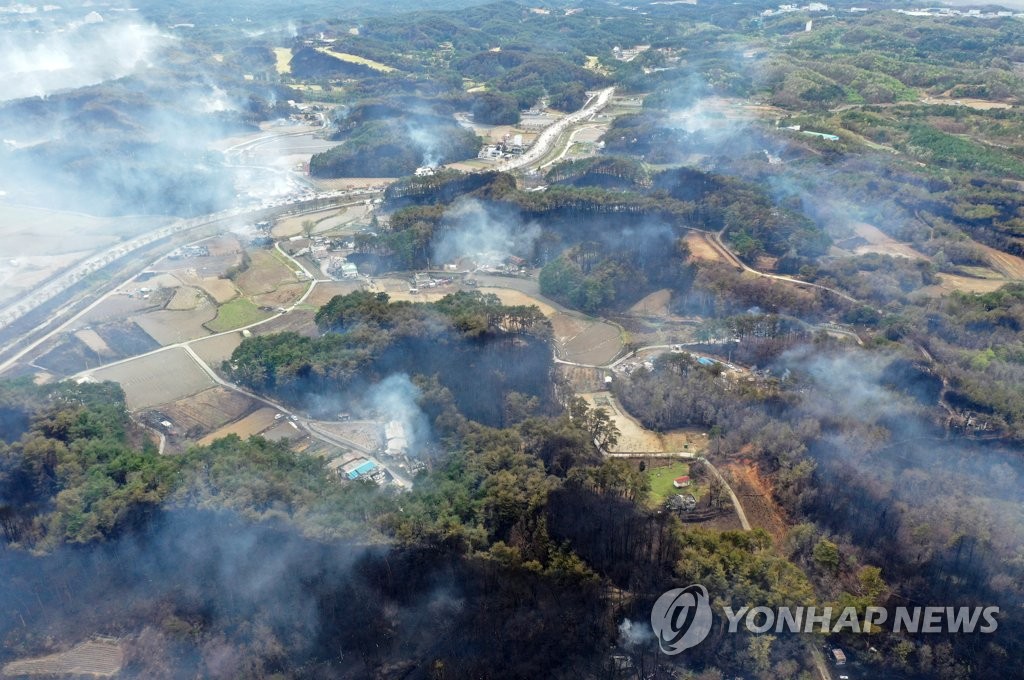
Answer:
[167, 244, 209, 260]
[760, 2, 830, 16]
[895, 7, 1020, 19]
[292, 234, 362, 279]
[479, 134, 528, 161]
[611, 44, 650, 62]
[328, 456, 388, 482]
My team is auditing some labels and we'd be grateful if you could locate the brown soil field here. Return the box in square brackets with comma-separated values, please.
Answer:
[479, 287, 557, 316]
[920, 273, 1010, 296]
[262, 420, 304, 442]
[975, 242, 1024, 279]
[314, 421, 384, 451]
[199, 407, 280, 444]
[2, 639, 123, 677]
[921, 94, 1013, 110]
[132, 305, 217, 345]
[684, 231, 723, 263]
[166, 286, 205, 311]
[315, 205, 372, 234]
[195, 277, 238, 304]
[304, 281, 365, 308]
[253, 282, 309, 308]
[851, 222, 928, 260]
[558, 365, 608, 392]
[160, 386, 255, 434]
[126, 273, 183, 293]
[580, 391, 706, 453]
[89, 348, 215, 411]
[309, 177, 395, 191]
[724, 462, 789, 544]
[205, 234, 243, 256]
[273, 208, 344, 238]
[254, 310, 318, 336]
[235, 250, 298, 296]
[191, 332, 244, 365]
[556, 315, 622, 365]
[73, 329, 114, 357]
[628, 289, 671, 316]
[79, 295, 162, 325]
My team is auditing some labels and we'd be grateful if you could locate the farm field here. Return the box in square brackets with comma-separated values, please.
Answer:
[628, 289, 671, 316]
[191, 332, 244, 365]
[315, 47, 397, 72]
[304, 281, 365, 308]
[253, 282, 307, 309]
[234, 250, 299, 297]
[167, 286, 205, 311]
[158, 386, 255, 436]
[89, 348, 215, 410]
[478, 287, 557, 317]
[205, 298, 272, 333]
[2, 639, 123, 677]
[132, 305, 217, 345]
[850, 222, 929, 260]
[273, 47, 293, 74]
[199, 407, 280, 444]
[73, 329, 114, 357]
[551, 313, 622, 365]
[79, 294, 161, 325]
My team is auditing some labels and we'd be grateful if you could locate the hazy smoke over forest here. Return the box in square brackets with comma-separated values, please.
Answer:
[433, 199, 541, 264]
[0, 17, 165, 102]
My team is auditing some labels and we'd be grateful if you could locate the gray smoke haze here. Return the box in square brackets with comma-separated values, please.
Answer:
[406, 120, 443, 168]
[366, 374, 431, 457]
[432, 199, 541, 265]
[0, 17, 166, 102]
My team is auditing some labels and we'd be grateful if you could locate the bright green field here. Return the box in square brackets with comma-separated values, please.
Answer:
[647, 461, 698, 507]
[205, 299, 271, 333]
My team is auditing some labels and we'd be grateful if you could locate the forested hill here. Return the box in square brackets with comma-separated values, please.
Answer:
[227, 290, 553, 426]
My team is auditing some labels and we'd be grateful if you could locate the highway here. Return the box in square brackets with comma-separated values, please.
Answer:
[0, 194, 377, 375]
[498, 87, 615, 172]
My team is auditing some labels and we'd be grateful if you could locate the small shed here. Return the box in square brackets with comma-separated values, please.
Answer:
[673, 476, 691, 488]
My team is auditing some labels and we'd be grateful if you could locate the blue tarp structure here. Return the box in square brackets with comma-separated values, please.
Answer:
[347, 460, 377, 480]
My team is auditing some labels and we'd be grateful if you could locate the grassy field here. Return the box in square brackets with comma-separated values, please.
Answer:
[274, 47, 293, 74]
[315, 47, 397, 73]
[205, 298, 271, 332]
[647, 461, 698, 507]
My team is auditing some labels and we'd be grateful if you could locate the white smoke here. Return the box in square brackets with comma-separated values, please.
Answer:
[617, 618, 650, 647]
[367, 374, 431, 458]
[0, 19, 166, 101]
[432, 199, 540, 266]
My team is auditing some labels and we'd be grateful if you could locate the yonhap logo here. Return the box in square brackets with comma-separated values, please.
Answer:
[647, 584, 1000, 656]
[650, 584, 713, 654]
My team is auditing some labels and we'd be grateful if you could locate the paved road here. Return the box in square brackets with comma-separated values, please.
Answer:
[0, 196, 372, 376]
[498, 87, 615, 172]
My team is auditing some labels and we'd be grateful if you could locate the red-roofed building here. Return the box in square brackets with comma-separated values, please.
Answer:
[673, 476, 691, 488]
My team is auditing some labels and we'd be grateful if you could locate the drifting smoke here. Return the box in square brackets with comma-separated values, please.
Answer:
[617, 618, 650, 648]
[433, 199, 541, 265]
[406, 120, 442, 168]
[366, 374, 432, 457]
[0, 18, 166, 102]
